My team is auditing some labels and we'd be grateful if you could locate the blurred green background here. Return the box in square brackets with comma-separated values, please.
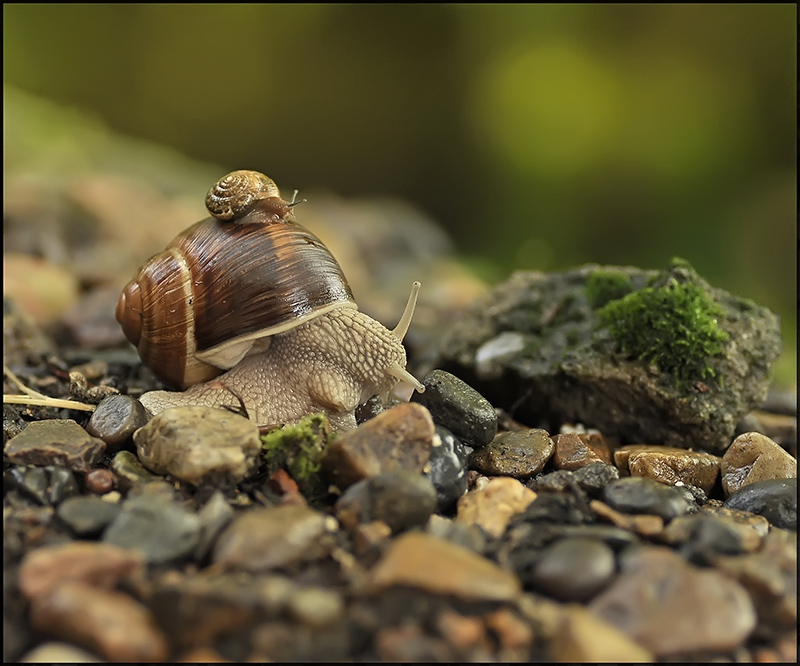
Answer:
[3, 4, 796, 385]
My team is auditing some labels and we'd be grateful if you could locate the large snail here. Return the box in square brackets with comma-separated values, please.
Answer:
[116, 170, 424, 431]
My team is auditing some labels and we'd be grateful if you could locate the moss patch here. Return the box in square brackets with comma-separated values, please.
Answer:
[586, 269, 635, 309]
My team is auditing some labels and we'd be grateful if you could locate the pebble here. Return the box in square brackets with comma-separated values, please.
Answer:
[18, 541, 144, 602]
[84, 468, 115, 494]
[483, 607, 533, 651]
[4, 420, 106, 472]
[721, 431, 797, 497]
[737, 410, 797, 456]
[614, 444, 721, 495]
[589, 545, 756, 657]
[213, 505, 336, 572]
[192, 490, 235, 561]
[590, 499, 664, 537]
[134, 406, 262, 485]
[19, 641, 104, 663]
[287, 587, 345, 628]
[424, 426, 470, 512]
[352, 520, 392, 555]
[520, 487, 596, 525]
[723, 479, 796, 530]
[29, 580, 169, 662]
[552, 432, 607, 470]
[8, 465, 79, 505]
[602, 476, 695, 521]
[364, 531, 521, 602]
[102, 491, 202, 564]
[426, 515, 487, 554]
[410, 369, 497, 447]
[469, 429, 554, 477]
[321, 402, 435, 490]
[111, 450, 162, 491]
[455, 476, 537, 538]
[335, 471, 437, 533]
[85, 394, 148, 452]
[529, 536, 616, 602]
[55, 495, 122, 536]
[660, 508, 767, 555]
[532, 462, 620, 495]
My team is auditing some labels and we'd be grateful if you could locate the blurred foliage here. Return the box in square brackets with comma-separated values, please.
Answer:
[3, 4, 795, 386]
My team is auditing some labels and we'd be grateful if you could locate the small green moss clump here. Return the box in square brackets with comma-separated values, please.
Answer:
[598, 275, 728, 387]
[586, 270, 635, 309]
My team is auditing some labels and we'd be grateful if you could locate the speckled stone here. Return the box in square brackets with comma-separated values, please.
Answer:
[530, 537, 616, 602]
[602, 476, 695, 521]
[470, 429, 554, 478]
[721, 431, 797, 497]
[424, 426, 470, 512]
[724, 479, 796, 530]
[4, 420, 106, 472]
[614, 444, 721, 495]
[86, 394, 148, 452]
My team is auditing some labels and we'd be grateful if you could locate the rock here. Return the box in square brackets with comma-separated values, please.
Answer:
[590, 499, 664, 537]
[287, 587, 345, 628]
[660, 508, 767, 556]
[213, 505, 336, 572]
[321, 402, 435, 490]
[519, 487, 596, 525]
[572, 462, 620, 495]
[436, 608, 490, 654]
[134, 406, 262, 485]
[529, 537, 616, 602]
[410, 369, 497, 447]
[426, 514, 487, 554]
[17, 541, 144, 601]
[483, 607, 534, 651]
[469, 429, 554, 478]
[102, 492, 202, 564]
[553, 432, 608, 470]
[614, 444, 721, 495]
[55, 496, 122, 536]
[7, 465, 79, 505]
[424, 426, 469, 512]
[19, 641, 103, 663]
[85, 394, 148, 452]
[192, 490, 235, 561]
[602, 477, 695, 521]
[111, 450, 162, 491]
[721, 431, 797, 497]
[335, 471, 437, 533]
[84, 468, 116, 494]
[364, 531, 521, 602]
[4, 420, 106, 472]
[550, 605, 654, 663]
[455, 476, 537, 538]
[29, 581, 168, 662]
[723, 479, 796, 530]
[438, 261, 782, 452]
[589, 545, 756, 657]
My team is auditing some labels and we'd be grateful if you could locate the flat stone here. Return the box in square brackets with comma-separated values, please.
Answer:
[589, 545, 756, 657]
[29, 581, 168, 662]
[364, 531, 521, 602]
[410, 369, 497, 447]
[18, 541, 144, 602]
[721, 431, 797, 497]
[590, 499, 664, 537]
[321, 402, 435, 490]
[615, 444, 720, 495]
[455, 476, 537, 538]
[724, 479, 796, 530]
[55, 495, 122, 536]
[4, 420, 106, 472]
[134, 406, 262, 485]
[530, 537, 616, 602]
[213, 505, 335, 572]
[553, 432, 605, 470]
[470, 429, 554, 477]
[86, 394, 148, 452]
[602, 476, 694, 521]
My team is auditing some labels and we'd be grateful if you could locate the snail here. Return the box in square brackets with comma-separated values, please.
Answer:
[116, 170, 424, 431]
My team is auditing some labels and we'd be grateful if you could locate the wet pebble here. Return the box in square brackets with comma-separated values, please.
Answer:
[529, 536, 616, 601]
[410, 369, 497, 447]
[56, 495, 122, 536]
[469, 429, 554, 477]
[723, 479, 796, 530]
[84, 468, 115, 494]
[322, 402, 435, 490]
[102, 491, 202, 564]
[213, 505, 336, 572]
[589, 545, 756, 658]
[4, 420, 106, 472]
[456, 476, 537, 538]
[615, 444, 720, 495]
[85, 394, 148, 452]
[721, 431, 797, 497]
[532, 462, 619, 496]
[29, 580, 169, 662]
[134, 406, 262, 485]
[424, 426, 470, 512]
[111, 450, 161, 491]
[602, 476, 695, 521]
[335, 470, 437, 533]
[552, 432, 607, 470]
[8, 465, 79, 505]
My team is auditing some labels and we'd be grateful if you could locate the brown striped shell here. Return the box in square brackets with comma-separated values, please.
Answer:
[116, 171, 355, 389]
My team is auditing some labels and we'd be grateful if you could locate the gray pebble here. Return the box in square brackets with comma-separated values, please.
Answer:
[425, 426, 469, 512]
[56, 495, 121, 536]
[724, 479, 796, 531]
[86, 394, 148, 452]
[193, 490, 235, 561]
[470, 429, 554, 477]
[411, 369, 497, 447]
[4, 420, 106, 472]
[531, 537, 616, 602]
[573, 462, 620, 495]
[677, 515, 748, 565]
[102, 492, 202, 563]
[8, 466, 79, 506]
[603, 477, 695, 520]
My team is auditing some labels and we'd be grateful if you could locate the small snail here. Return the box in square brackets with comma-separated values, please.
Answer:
[116, 170, 424, 431]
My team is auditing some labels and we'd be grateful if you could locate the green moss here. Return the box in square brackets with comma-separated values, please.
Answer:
[598, 270, 728, 387]
[586, 270, 635, 309]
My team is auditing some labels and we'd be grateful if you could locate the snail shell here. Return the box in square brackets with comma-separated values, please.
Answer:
[116, 171, 355, 389]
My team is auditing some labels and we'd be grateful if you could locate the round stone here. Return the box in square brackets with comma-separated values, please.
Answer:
[602, 477, 694, 521]
[723, 479, 796, 530]
[86, 395, 149, 452]
[530, 537, 616, 602]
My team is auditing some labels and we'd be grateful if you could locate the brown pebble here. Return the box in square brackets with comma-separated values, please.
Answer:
[721, 431, 797, 497]
[436, 609, 488, 651]
[352, 520, 392, 555]
[590, 499, 664, 537]
[456, 476, 537, 538]
[29, 580, 168, 662]
[614, 444, 721, 494]
[4, 419, 106, 472]
[469, 429, 554, 477]
[484, 608, 533, 650]
[553, 432, 605, 470]
[85, 468, 116, 494]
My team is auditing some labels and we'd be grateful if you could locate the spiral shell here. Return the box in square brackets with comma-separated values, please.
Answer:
[205, 170, 289, 222]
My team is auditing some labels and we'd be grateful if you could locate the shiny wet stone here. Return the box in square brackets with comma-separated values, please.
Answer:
[602, 476, 695, 520]
[529, 537, 616, 602]
[724, 479, 797, 530]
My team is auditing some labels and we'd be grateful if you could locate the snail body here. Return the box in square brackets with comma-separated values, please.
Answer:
[116, 170, 423, 431]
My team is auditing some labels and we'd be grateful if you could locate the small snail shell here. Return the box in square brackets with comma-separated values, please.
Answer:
[116, 170, 423, 430]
